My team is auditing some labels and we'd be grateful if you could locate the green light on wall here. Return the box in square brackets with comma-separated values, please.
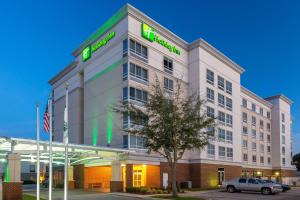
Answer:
[5, 161, 10, 182]
[92, 118, 99, 146]
[106, 107, 114, 145]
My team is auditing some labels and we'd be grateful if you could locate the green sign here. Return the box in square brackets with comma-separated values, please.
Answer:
[141, 23, 180, 55]
[82, 31, 116, 62]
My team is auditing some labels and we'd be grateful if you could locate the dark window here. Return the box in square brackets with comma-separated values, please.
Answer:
[164, 57, 173, 74]
[123, 39, 128, 56]
[129, 39, 148, 60]
[218, 76, 225, 90]
[206, 69, 214, 85]
[122, 63, 128, 80]
[164, 77, 174, 91]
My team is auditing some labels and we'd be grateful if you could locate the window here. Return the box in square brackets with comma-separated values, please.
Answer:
[242, 98, 247, 107]
[243, 126, 248, 135]
[219, 146, 226, 158]
[252, 142, 256, 151]
[218, 93, 225, 107]
[267, 135, 271, 143]
[268, 157, 271, 164]
[252, 155, 257, 163]
[206, 69, 214, 85]
[227, 147, 233, 159]
[30, 165, 35, 173]
[242, 112, 247, 122]
[259, 120, 264, 129]
[123, 39, 129, 57]
[218, 111, 225, 124]
[130, 87, 148, 103]
[243, 154, 248, 162]
[123, 63, 128, 80]
[226, 97, 232, 111]
[164, 57, 173, 74]
[218, 128, 225, 141]
[252, 129, 256, 138]
[123, 135, 129, 148]
[267, 146, 271, 153]
[207, 127, 215, 138]
[123, 87, 128, 101]
[226, 80, 232, 94]
[133, 168, 143, 187]
[259, 132, 264, 141]
[130, 63, 148, 82]
[226, 114, 233, 127]
[207, 107, 215, 118]
[123, 112, 129, 128]
[260, 156, 264, 164]
[260, 107, 264, 116]
[242, 140, 248, 148]
[282, 135, 285, 144]
[267, 123, 271, 132]
[282, 158, 286, 165]
[207, 88, 214, 102]
[164, 77, 174, 91]
[130, 135, 146, 149]
[130, 39, 148, 60]
[267, 111, 271, 119]
[207, 143, 215, 156]
[260, 144, 264, 153]
[218, 76, 225, 90]
[282, 113, 285, 122]
[252, 103, 256, 112]
[282, 124, 285, 134]
[282, 146, 286, 155]
[226, 131, 233, 143]
[252, 116, 256, 126]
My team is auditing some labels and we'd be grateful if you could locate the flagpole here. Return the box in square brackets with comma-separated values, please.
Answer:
[36, 103, 40, 200]
[48, 95, 53, 200]
[64, 83, 69, 200]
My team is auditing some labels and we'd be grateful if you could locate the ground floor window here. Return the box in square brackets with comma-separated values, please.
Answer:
[133, 165, 146, 187]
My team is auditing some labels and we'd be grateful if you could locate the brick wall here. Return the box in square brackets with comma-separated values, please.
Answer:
[126, 164, 133, 187]
[160, 162, 190, 188]
[74, 164, 84, 188]
[146, 165, 160, 188]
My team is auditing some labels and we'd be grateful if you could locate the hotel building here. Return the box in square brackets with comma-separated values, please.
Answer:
[48, 4, 296, 191]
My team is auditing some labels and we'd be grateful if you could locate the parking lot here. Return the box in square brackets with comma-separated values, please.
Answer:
[184, 187, 300, 200]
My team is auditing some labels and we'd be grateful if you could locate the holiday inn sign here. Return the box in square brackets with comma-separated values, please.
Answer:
[141, 23, 181, 55]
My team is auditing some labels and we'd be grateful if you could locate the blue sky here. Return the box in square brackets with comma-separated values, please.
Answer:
[0, 0, 299, 153]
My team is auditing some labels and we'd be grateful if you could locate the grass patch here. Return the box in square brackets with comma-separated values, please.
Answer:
[152, 195, 205, 200]
[23, 194, 46, 200]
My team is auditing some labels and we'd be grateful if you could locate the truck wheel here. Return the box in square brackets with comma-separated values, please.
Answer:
[227, 186, 235, 193]
[262, 188, 271, 195]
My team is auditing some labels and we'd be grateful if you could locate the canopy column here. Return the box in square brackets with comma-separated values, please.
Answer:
[110, 160, 123, 192]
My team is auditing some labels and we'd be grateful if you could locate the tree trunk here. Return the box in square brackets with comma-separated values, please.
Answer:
[171, 162, 178, 197]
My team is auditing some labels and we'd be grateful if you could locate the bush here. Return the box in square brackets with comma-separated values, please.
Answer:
[126, 186, 165, 194]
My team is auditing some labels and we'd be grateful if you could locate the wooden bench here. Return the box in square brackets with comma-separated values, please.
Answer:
[88, 182, 102, 190]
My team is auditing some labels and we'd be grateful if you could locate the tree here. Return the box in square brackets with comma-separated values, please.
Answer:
[114, 77, 216, 197]
[293, 153, 300, 171]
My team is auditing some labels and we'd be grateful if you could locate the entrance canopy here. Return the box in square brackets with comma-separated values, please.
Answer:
[0, 137, 132, 166]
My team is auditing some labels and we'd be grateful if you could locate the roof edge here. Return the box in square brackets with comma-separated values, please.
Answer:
[265, 94, 293, 105]
[48, 61, 78, 85]
[241, 86, 273, 108]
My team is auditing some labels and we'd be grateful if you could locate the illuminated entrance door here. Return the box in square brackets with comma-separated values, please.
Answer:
[218, 168, 225, 185]
[133, 165, 146, 187]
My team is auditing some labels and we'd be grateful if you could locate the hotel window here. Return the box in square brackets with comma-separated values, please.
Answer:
[267, 111, 271, 119]
[123, 87, 128, 101]
[130, 87, 148, 103]
[218, 93, 225, 107]
[267, 146, 271, 153]
[218, 128, 225, 141]
[206, 88, 214, 103]
[207, 106, 215, 118]
[164, 77, 174, 91]
[282, 113, 285, 122]
[252, 155, 257, 163]
[282, 146, 286, 155]
[259, 107, 264, 116]
[259, 132, 264, 141]
[218, 76, 225, 90]
[133, 168, 143, 187]
[260, 156, 264, 164]
[226, 80, 232, 95]
[259, 120, 264, 129]
[242, 126, 248, 135]
[130, 135, 146, 149]
[123, 63, 128, 80]
[219, 146, 226, 158]
[164, 57, 173, 74]
[267, 135, 271, 143]
[243, 153, 248, 161]
[242, 140, 248, 148]
[252, 142, 256, 151]
[267, 123, 271, 132]
[282, 158, 286, 165]
[130, 39, 148, 60]
[206, 69, 214, 85]
[268, 157, 271, 164]
[218, 111, 225, 124]
[207, 127, 215, 138]
[252, 103, 256, 112]
[282, 124, 285, 134]
[252, 129, 256, 138]
[242, 112, 247, 122]
[226, 97, 232, 111]
[242, 98, 247, 108]
[260, 144, 264, 153]
[227, 147, 233, 159]
[207, 144, 215, 156]
[123, 112, 129, 128]
[226, 131, 233, 143]
[123, 135, 129, 148]
[252, 116, 256, 126]
[129, 63, 148, 82]
[226, 114, 233, 127]
[282, 135, 285, 144]
[123, 39, 128, 56]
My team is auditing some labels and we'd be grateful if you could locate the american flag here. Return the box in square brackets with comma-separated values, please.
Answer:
[43, 104, 50, 133]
